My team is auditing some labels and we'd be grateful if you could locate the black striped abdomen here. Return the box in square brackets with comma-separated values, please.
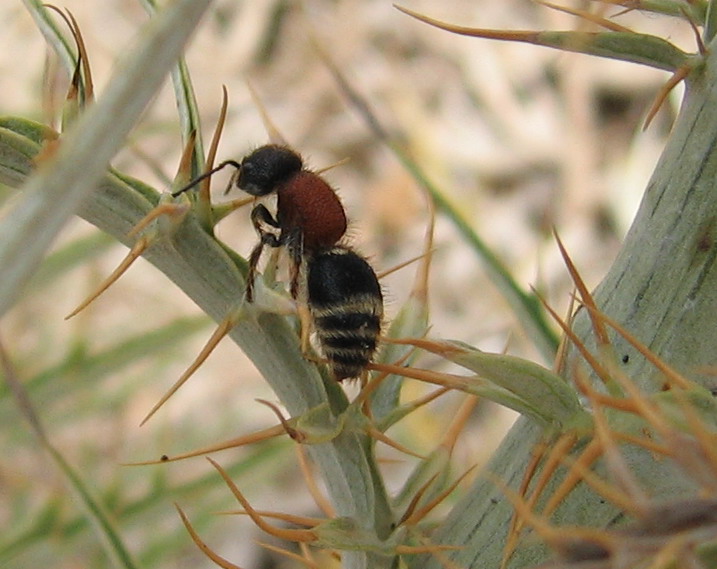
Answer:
[307, 247, 383, 380]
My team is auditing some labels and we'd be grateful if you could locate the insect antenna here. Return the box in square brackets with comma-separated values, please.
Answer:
[171, 159, 242, 198]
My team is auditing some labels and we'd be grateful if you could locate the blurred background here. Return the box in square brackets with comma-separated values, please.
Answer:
[0, 1, 693, 568]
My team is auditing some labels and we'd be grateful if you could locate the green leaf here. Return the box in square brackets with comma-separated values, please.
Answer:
[706, 0, 717, 42]
[396, 6, 691, 72]
[22, 0, 77, 76]
[404, 338, 587, 428]
[0, 0, 214, 318]
[139, 0, 205, 178]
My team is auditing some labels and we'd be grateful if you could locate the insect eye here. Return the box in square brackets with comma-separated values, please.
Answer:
[236, 164, 273, 196]
[236, 146, 302, 196]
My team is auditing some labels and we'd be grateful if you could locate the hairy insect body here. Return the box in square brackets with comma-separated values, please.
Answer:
[277, 171, 347, 251]
[307, 247, 383, 380]
[175, 144, 382, 380]
[236, 145, 348, 301]
[235, 144, 303, 195]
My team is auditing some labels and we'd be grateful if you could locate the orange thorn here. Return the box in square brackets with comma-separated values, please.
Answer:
[175, 504, 246, 569]
[295, 445, 335, 518]
[489, 472, 616, 560]
[540, 437, 603, 518]
[669, 388, 717, 488]
[503, 432, 577, 567]
[140, 313, 240, 426]
[581, 304, 693, 390]
[376, 251, 434, 281]
[126, 202, 189, 238]
[379, 336, 461, 356]
[413, 534, 466, 569]
[125, 424, 287, 465]
[206, 87, 229, 170]
[553, 229, 610, 347]
[411, 185, 436, 304]
[556, 445, 645, 518]
[585, 386, 650, 513]
[367, 361, 470, 392]
[394, 5, 541, 43]
[441, 394, 479, 454]
[680, 6, 707, 55]
[65, 236, 150, 319]
[45, 6, 94, 103]
[379, 385, 451, 426]
[367, 426, 425, 459]
[255, 399, 305, 442]
[354, 347, 416, 406]
[534, 0, 633, 33]
[314, 157, 351, 176]
[553, 289, 577, 375]
[397, 473, 440, 526]
[402, 465, 477, 527]
[207, 457, 317, 543]
[523, 433, 577, 514]
[175, 130, 199, 187]
[223, 509, 324, 527]
[613, 430, 670, 456]
[66, 201, 189, 320]
[200, 86, 230, 203]
[223, 195, 255, 212]
[532, 288, 615, 387]
[643, 65, 690, 130]
[568, 329, 675, 440]
[255, 540, 322, 569]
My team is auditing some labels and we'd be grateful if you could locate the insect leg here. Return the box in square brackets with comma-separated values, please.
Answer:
[247, 204, 282, 302]
[284, 228, 304, 301]
[283, 229, 313, 354]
